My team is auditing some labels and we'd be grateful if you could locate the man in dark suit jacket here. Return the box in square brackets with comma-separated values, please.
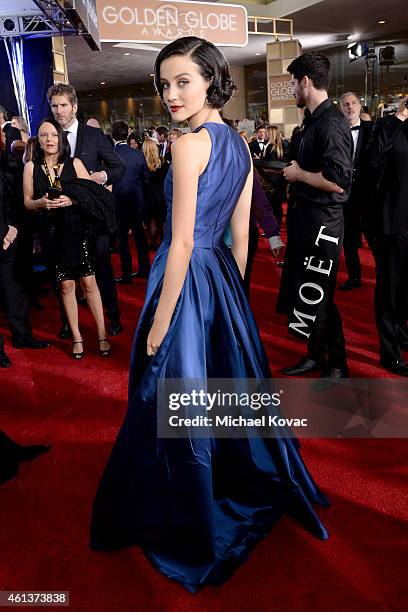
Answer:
[0, 105, 23, 196]
[367, 101, 408, 375]
[156, 126, 169, 161]
[111, 121, 150, 283]
[0, 105, 21, 153]
[249, 125, 269, 159]
[0, 162, 50, 367]
[48, 83, 125, 336]
[339, 92, 373, 290]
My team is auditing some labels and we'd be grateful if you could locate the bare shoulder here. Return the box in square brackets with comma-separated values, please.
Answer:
[171, 130, 211, 173]
[171, 131, 209, 153]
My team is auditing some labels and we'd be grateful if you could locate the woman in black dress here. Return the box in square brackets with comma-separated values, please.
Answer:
[262, 125, 287, 227]
[142, 138, 168, 249]
[23, 118, 110, 359]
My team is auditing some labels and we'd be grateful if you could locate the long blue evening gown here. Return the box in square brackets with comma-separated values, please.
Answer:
[90, 122, 329, 592]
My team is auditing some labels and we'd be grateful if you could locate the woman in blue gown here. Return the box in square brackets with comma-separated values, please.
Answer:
[90, 36, 329, 592]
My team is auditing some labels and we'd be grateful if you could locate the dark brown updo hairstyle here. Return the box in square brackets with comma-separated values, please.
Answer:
[154, 36, 236, 109]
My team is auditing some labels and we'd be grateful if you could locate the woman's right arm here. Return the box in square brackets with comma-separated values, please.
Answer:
[23, 162, 47, 211]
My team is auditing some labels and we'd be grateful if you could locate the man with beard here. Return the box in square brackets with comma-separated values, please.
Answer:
[277, 52, 353, 381]
[249, 124, 269, 159]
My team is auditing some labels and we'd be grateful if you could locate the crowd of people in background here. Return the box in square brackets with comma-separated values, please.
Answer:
[1, 82, 408, 375]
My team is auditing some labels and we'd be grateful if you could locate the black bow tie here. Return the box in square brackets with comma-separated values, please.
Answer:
[351, 125, 360, 131]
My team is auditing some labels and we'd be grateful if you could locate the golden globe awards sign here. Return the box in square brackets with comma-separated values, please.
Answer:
[269, 75, 295, 107]
[96, 0, 248, 46]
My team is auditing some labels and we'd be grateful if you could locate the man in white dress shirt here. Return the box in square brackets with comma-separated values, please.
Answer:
[339, 92, 373, 291]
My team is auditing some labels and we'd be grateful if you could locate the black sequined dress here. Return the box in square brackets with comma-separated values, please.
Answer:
[33, 158, 95, 282]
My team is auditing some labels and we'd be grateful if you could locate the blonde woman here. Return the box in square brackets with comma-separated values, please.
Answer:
[265, 125, 284, 161]
[11, 116, 30, 143]
[260, 126, 287, 227]
[142, 138, 168, 248]
[142, 138, 162, 172]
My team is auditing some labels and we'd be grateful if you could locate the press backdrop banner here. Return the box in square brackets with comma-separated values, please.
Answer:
[96, 0, 248, 46]
[269, 75, 295, 108]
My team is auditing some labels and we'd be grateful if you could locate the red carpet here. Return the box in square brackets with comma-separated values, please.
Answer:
[0, 237, 407, 610]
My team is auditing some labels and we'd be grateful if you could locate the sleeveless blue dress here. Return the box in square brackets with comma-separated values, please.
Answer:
[90, 122, 329, 592]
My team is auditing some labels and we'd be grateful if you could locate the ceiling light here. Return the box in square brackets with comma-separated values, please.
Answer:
[378, 20, 386, 24]
[149, 73, 154, 76]
[123, 52, 130, 56]
[255, 52, 261, 56]
[100, 81, 106, 85]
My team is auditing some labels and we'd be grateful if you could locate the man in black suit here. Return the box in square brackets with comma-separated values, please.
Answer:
[367, 99, 408, 375]
[0, 161, 50, 367]
[339, 92, 373, 290]
[249, 125, 269, 159]
[156, 126, 169, 161]
[0, 104, 23, 197]
[47, 83, 125, 336]
[111, 121, 150, 284]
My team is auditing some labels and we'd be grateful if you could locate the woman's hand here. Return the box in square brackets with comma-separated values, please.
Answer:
[3, 225, 17, 250]
[41, 195, 61, 210]
[146, 318, 170, 356]
[57, 195, 73, 207]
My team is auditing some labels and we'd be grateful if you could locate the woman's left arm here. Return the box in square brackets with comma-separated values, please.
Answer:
[146, 133, 207, 356]
[58, 158, 92, 207]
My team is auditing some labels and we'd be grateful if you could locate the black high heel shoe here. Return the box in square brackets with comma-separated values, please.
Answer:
[98, 338, 111, 357]
[72, 340, 84, 360]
